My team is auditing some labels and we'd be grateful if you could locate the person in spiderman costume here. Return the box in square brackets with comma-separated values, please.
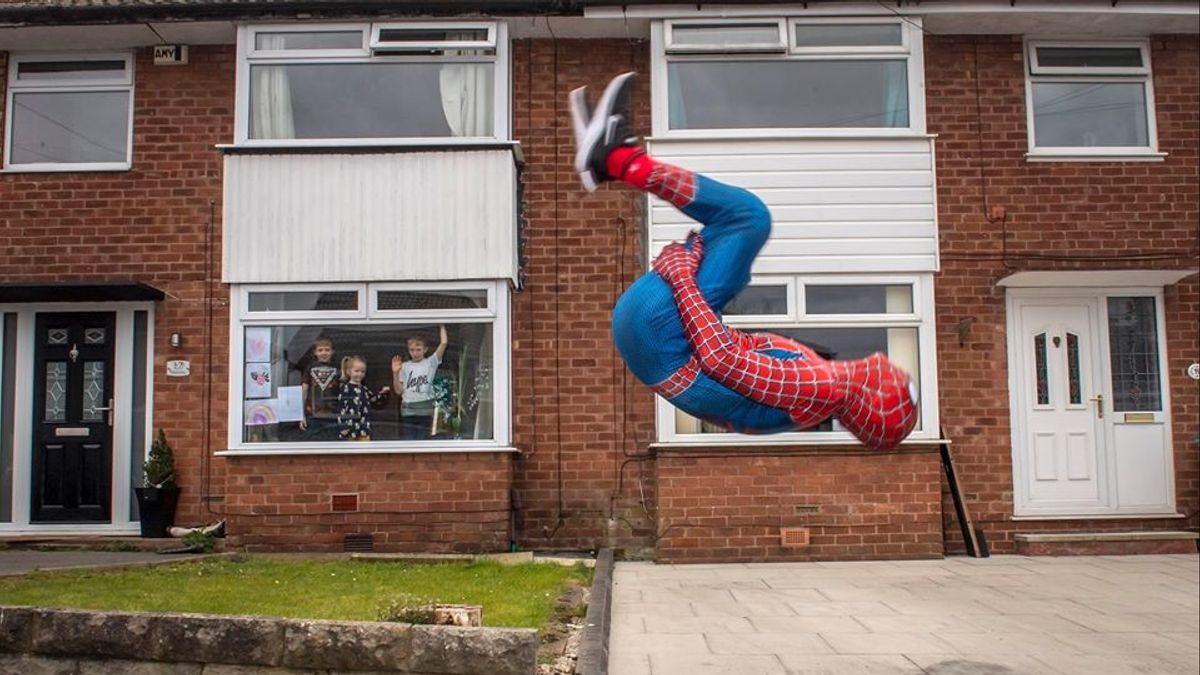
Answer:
[571, 72, 919, 451]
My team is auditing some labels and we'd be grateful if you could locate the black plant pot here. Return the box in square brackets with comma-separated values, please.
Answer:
[134, 487, 181, 538]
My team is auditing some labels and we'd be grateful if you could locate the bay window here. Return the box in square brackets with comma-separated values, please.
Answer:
[236, 22, 507, 144]
[228, 282, 510, 453]
[658, 275, 937, 443]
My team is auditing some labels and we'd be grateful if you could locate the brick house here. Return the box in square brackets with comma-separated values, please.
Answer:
[0, 1, 1195, 561]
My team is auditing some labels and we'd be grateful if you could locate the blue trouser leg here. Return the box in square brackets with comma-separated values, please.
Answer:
[611, 175, 792, 432]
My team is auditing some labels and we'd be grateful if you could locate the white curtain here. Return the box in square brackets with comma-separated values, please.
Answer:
[251, 35, 296, 139]
[438, 41, 492, 137]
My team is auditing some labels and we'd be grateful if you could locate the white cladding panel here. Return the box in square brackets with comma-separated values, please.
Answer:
[223, 150, 518, 283]
[645, 138, 939, 273]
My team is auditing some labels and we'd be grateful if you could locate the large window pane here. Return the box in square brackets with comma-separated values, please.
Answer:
[1107, 297, 1161, 412]
[242, 323, 494, 443]
[668, 60, 908, 129]
[676, 326, 920, 434]
[10, 91, 129, 164]
[249, 62, 494, 139]
[1032, 82, 1148, 147]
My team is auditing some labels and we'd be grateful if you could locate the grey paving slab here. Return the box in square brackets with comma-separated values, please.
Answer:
[904, 654, 1062, 675]
[608, 554, 1200, 675]
[649, 653, 789, 675]
[706, 632, 834, 655]
[774, 654, 925, 674]
[0, 550, 205, 576]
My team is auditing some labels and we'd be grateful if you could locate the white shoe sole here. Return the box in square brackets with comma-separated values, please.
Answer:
[571, 72, 634, 193]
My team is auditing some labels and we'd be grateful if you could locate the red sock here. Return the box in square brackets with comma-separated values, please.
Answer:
[606, 146, 697, 209]
[606, 146, 652, 188]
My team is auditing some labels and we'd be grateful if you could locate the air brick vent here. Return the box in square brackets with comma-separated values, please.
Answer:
[780, 527, 810, 548]
[343, 533, 375, 552]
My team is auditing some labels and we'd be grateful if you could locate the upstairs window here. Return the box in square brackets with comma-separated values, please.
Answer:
[1025, 41, 1159, 158]
[4, 53, 134, 171]
[657, 18, 921, 134]
[237, 23, 507, 144]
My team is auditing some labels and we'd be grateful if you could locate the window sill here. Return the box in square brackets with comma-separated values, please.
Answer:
[647, 131, 935, 143]
[651, 436, 943, 451]
[1010, 512, 1184, 521]
[1, 164, 131, 174]
[218, 139, 524, 163]
[215, 445, 519, 457]
[1025, 151, 1167, 163]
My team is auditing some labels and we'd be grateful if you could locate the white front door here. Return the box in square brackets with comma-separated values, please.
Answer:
[1009, 291, 1175, 517]
[1013, 299, 1108, 512]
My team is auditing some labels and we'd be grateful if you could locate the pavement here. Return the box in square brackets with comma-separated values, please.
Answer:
[0, 549, 209, 576]
[609, 554, 1199, 675]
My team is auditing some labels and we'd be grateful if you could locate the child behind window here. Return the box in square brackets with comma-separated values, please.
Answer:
[337, 355, 390, 441]
[391, 325, 448, 440]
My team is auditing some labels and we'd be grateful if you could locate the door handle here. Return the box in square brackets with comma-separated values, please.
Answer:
[88, 398, 114, 426]
[1088, 393, 1104, 419]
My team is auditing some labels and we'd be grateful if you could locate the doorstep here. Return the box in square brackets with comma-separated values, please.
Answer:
[1015, 530, 1198, 556]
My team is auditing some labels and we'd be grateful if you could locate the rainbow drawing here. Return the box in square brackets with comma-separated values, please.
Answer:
[244, 400, 279, 426]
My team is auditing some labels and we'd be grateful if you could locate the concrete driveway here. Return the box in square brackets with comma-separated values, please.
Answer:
[609, 554, 1199, 675]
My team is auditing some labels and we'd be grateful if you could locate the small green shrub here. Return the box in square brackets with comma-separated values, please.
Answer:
[143, 430, 176, 488]
[181, 530, 215, 553]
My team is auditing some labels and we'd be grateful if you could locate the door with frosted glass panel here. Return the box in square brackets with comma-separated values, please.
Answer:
[1013, 300, 1109, 514]
[31, 312, 114, 522]
[1103, 296, 1173, 513]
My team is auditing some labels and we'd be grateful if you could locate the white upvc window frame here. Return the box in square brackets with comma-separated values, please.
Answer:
[234, 21, 510, 147]
[1023, 39, 1164, 162]
[656, 273, 939, 446]
[3, 51, 135, 172]
[652, 15, 926, 139]
[226, 280, 512, 455]
[369, 22, 498, 53]
[664, 19, 788, 54]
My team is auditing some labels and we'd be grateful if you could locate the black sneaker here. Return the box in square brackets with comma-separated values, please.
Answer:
[569, 72, 638, 192]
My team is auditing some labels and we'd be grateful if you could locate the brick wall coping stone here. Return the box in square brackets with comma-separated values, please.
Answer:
[574, 549, 613, 675]
[0, 606, 537, 675]
[1015, 531, 1199, 543]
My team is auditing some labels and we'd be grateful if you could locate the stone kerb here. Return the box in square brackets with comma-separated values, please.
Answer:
[0, 606, 537, 675]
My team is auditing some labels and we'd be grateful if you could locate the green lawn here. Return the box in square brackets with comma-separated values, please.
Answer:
[0, 557, 592, 629]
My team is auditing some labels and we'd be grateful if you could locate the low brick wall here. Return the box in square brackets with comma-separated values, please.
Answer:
[655, 448, 944, 563]
[0, 606, 537, 675]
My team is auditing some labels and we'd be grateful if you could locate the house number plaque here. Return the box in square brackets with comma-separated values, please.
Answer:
[166, 360, 191, 377]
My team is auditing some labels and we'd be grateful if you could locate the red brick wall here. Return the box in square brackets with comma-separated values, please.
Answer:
[926, 34, 1199, 553]
[509, 39, 660, 554]
[224, 453, 513, 553]
[656, 450, 944, 563]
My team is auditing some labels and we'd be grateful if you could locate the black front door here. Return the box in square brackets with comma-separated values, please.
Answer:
[31, 312, 115, 523]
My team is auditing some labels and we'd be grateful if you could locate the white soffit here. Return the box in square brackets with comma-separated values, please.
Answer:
[0, 22, 236, 50]
[997, 270, 1199, 288]
[587, 2, 1200, 36]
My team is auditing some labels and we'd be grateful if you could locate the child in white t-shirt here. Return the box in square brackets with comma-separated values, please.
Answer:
[391, 325, 448, 440]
